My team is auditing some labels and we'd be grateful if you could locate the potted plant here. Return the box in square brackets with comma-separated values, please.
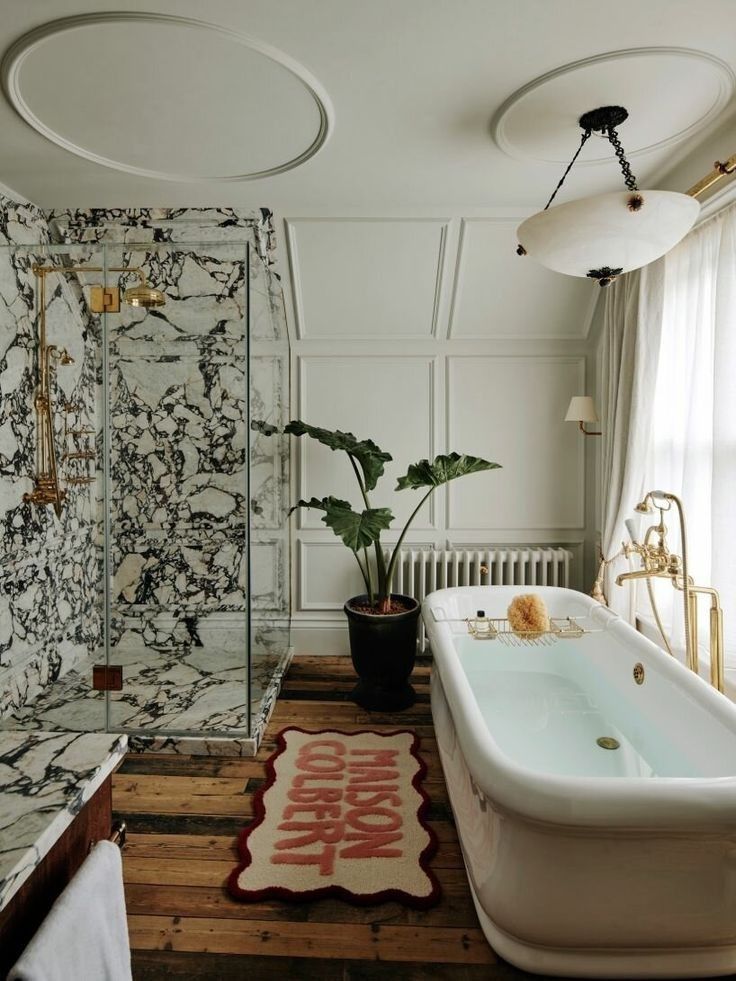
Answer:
[285, 421, 501, 710]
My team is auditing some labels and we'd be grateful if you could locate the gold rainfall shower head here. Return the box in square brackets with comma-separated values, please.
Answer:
[123, 270, 166, 309]
[86, 267, 166, 312]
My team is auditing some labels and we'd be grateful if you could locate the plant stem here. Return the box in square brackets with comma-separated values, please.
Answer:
[347, 453, 388, 603]
[363, 547, 374, 604]
[352, 550, 371, 596]
[348, 453, 371, 510]
[386, 488, 434, 590]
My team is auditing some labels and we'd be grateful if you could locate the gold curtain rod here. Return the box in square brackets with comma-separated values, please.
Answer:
[686, 153, 736, 198]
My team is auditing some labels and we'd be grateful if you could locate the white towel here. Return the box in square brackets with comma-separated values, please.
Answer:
[8, 840, 132, 981]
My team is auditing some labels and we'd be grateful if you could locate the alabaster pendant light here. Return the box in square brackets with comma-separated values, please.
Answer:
[516, 106, 700, 286]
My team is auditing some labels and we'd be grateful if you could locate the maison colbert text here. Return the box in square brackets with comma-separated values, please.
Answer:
[271, 738, 405, 875]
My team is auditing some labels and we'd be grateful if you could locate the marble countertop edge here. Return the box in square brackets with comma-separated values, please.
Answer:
[0, 732, 128, 914]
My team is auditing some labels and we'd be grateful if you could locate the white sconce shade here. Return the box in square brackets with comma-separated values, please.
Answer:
[517, 190, 700, 280]
[565, 396, 599, 423]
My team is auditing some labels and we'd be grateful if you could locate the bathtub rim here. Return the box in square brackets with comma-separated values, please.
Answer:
[423, 585, 736, 831]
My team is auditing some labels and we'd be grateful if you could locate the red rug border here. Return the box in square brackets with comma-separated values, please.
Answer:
[227, 725, 442, 909]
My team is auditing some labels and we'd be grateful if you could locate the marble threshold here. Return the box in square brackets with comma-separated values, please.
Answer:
[0, 642, 293, 758]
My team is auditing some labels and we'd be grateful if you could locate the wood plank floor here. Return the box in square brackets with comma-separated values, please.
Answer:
[111, 654, 667, 980]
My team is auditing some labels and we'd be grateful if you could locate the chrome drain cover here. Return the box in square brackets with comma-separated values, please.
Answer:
[596, 736, 620, 751]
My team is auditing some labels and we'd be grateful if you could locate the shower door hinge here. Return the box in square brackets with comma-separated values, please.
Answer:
[89, 286, 120, 313]
[92, 664, 123, 691]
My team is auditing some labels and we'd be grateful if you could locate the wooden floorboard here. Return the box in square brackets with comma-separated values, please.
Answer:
[113, 657, 566, 979]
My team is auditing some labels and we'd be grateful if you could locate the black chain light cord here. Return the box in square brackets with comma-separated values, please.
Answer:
[543, 129, 592, 210]
[607, 126, 638, 191]
[543, 123, 638, 209]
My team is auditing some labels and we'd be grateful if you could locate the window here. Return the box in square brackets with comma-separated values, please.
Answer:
[645, 205, 736, 662]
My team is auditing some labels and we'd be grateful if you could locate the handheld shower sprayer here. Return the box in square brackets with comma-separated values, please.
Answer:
[624, 517, 640, 544]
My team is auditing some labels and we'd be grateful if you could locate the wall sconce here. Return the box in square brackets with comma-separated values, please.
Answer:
[516, 106, 700, 287]
[565, 395, 601, 436]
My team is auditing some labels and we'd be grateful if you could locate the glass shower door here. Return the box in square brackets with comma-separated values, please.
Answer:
[103, 241, 252, 741]
[247, 242, 292, 736]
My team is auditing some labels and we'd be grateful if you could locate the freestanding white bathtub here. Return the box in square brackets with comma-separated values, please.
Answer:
[423, 585, 736, 979]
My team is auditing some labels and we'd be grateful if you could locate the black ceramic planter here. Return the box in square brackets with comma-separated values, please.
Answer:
[344, 593, 421, 711]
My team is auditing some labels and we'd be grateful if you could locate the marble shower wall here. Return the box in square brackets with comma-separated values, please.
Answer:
[0, 195, 102, 718]
[48, 209, 290, 658]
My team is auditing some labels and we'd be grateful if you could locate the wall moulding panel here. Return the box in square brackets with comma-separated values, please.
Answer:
[251, 538, 286, 613]
[284, 217, 452, 340]
[446, 355, 586, 532]
[448, 218, 598, 341]
[294, 354, 439, 531]
[250, 353, 288, 527]
[284, 209, 599, 640]
[298, 541, 370, 611]
[298, 539, 436, 611]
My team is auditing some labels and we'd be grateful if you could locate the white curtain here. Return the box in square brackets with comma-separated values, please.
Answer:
[598, 259, 666, 618]
[646, 204, 736, 658]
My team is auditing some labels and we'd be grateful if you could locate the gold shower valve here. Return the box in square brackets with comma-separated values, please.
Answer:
[89, 285, 120, 313]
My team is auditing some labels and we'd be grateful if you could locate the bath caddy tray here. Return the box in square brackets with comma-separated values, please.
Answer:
[430, 612, 602, 647]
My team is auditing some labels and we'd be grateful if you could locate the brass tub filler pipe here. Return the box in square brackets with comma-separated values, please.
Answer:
[23, 263, 164, 517]
[616, 490, 725, 693]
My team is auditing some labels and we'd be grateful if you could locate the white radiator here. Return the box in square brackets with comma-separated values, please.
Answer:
[385, 547, 573, 651]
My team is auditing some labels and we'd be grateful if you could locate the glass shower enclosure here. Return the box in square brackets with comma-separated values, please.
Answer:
[0, 238, 290, 751]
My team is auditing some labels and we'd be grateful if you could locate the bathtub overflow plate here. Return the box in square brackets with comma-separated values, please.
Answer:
[596, 736, 620, 751]
[633, 662, 645, 685]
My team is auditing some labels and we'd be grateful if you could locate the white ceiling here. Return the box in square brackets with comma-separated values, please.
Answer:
[1, 0, 736, 210]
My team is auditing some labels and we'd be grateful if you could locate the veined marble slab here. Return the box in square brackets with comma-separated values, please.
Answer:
[0, 730, 127, 913]
[0, 631, 293, 757]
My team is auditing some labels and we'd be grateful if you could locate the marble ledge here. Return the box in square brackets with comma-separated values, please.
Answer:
[0, 730, 128, 913]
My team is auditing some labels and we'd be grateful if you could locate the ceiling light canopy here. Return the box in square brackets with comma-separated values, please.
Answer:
[516, 106, 700, 287]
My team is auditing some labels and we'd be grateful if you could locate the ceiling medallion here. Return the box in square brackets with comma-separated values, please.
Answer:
[0, 12, 335, 183]
[492, 48, 735, 165]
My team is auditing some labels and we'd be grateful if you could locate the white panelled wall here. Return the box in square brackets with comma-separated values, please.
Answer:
[279, 211, 600, 653]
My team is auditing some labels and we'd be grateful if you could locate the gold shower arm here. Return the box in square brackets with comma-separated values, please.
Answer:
[33, 264, 145, 278]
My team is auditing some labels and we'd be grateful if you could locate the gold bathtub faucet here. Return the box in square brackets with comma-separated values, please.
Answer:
[616, 491, 725, 693]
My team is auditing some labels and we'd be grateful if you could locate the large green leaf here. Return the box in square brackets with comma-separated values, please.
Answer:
[396, 452, 501, 491]
[289, 496, 393, 552]
[284, 420, 392, 492]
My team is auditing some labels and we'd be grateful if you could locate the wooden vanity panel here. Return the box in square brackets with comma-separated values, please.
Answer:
[0, 776, 112, 977]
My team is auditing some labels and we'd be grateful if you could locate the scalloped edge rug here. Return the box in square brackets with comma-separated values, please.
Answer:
[228, 726, 441, 908]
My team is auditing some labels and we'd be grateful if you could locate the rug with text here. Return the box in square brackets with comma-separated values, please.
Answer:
[228, 726, 441, 907]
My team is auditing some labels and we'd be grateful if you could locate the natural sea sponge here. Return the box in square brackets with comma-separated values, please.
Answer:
[507, 594, 550, 638]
